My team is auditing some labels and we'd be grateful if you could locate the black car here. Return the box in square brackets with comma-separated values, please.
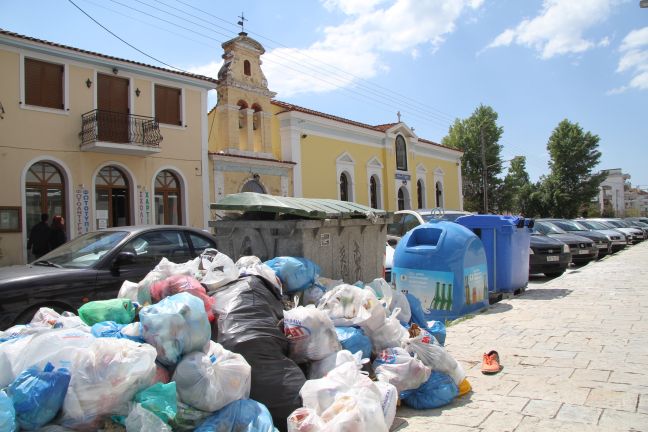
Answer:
[529, 232, 572, 277]
[539, 218, 611, 257]
[0, 225, 218, 329]
[533, 221, 598, 265]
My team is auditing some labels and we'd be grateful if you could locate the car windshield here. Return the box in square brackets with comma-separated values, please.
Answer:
[577, 220, 609, 230]
[551, 220, 586, 231]
[603, 220, 624, 228]
[535, 221, 567, 235]
[34, 231, 129, 269]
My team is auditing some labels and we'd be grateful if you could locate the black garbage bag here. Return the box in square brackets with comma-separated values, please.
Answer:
[211, 275, 306, 432]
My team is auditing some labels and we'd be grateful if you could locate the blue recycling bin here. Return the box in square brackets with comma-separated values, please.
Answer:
[392, 220, 489, 322]
[455, 215, 530, 293]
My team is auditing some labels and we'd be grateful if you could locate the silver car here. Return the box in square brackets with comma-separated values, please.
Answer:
[573, 219, 627, 252]
[589, 218, 644, 244]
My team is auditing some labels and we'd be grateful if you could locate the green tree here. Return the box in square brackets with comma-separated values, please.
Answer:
[541, 120, 606, 218]
[443, 105, 503, 213]
[497, 156, 531, 214]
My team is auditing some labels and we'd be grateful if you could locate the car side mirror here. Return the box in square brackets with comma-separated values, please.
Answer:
[113, 251, 135, 267]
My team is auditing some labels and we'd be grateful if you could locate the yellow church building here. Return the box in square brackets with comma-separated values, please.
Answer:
[208, 32, 463, 212]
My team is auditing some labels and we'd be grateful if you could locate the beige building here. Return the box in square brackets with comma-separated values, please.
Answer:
[0, 29, 216, 265]
[208, 32, 463, 211]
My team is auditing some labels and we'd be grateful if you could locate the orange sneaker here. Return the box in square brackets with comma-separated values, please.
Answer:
[481, 350, 502, 374]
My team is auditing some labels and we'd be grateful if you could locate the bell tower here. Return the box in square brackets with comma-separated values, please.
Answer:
[212, 32, 276, 157]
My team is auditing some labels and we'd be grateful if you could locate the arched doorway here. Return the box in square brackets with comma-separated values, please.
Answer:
[397, 186, 410, 210]
[340, 172, 350, 202]
[25, 161, 66, 234]
[436, 181, 444, 208]
[155, 170, 182, 225]
[95, 166, 130, 228]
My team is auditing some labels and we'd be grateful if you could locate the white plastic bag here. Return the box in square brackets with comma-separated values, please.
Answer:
[284, 305, 341, 363]
[60, 338, 157, 429]
[317, 284, 384, 329]
[287, 407, 326, 432]
[308, 350, 364, 380]
[374, 381, 398, 429]
[125, 403, 171, 432]
[319, 391, 388, 432]
[173, 342, 251, 412]
[367, 278, 411, 323]
[364, 308, 409, 353]
[403, 336, 465, 385]
[30, 308, 88, 329]
[199, 249, 238, 291]
[373, 347, 431, 393]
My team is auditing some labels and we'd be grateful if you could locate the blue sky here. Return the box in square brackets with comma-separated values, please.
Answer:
[2, 0, 647, 186]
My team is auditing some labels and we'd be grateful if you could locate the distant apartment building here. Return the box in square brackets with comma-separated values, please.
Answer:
[0, 29, 216, 265]
[625, 187, 648, 216]
[597, 168, 631, 217]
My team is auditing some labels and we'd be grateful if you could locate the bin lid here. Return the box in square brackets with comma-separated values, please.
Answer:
[211, 192, 387, 220]
[455, 214, 524, 228]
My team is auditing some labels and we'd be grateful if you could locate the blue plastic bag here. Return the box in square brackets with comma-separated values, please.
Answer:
[194, 399, 277, 432]
[0, 390, 16, 432]
[7, 362, 71, 430]
[91, 321, 144, 343]
[426, 320, 446, 346]
[406, 293, 428, 327]
[400, 371, 458, 409]
[335, 327, 372, 360]
[264, 257, 320, 293]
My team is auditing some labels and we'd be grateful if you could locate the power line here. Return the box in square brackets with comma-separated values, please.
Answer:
[67, 0, 185, 72]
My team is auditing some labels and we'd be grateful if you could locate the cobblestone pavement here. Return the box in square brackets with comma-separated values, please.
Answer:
[396, 240, 648, 432]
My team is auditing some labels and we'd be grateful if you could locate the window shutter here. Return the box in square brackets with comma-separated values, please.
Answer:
[155, 85, 181, 126]
[25, 58, 64, 109]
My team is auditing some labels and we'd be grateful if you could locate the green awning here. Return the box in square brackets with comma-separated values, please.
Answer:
[211, 192, 387, 219]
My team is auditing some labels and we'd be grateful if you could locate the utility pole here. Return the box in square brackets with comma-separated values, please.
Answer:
[480, 124, 488, 214]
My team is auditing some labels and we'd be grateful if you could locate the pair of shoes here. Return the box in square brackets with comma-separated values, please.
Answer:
[481, 350, 502, 374]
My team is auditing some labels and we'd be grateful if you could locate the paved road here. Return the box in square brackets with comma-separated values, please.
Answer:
[396, 241, 648, 432]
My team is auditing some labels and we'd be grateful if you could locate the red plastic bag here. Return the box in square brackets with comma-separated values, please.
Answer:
[150, 275, 216, 322]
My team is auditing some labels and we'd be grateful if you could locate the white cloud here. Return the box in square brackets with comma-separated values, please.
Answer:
[486, 0, 618, 59]
[186, 60, 221, 79]
[611, 26, 648, 93]
[258, 0, 484, 96]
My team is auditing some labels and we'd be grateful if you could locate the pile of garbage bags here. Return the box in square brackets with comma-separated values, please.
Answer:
[0, 251, 469, 431]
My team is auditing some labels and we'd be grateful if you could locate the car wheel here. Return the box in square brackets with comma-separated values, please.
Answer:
[544, 270, 565, 278]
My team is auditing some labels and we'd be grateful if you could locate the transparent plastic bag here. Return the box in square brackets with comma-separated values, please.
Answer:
[30, 307, 87, 329]
[317, 284, 384, 329]
[367, 278, 411, 323]
[173, 342, 251, 412]
[149, 274, 216, 322]
[374, 381, 398, 429]
[140, 292, 211, 366]
[283, 305, 341, 363]
[7, 362, 71, 430]
[60, 338, 157, 429]
[402, 337, 465, 385]
[287, 407, 325, 432]
[364, 308, 409, 353]
[125, 403, 171, 432]
[170, 401, 211, 432]
[319, 391, 388, 432]
[308, 350, 364, 380]
[91, 321, 144, 343]
[373, 347, 431, 393]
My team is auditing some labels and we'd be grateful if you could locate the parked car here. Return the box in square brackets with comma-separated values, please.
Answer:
[589, 218, 644, 244]
[528, 231, 572, 277]
[533, 221, 598, 265]
[624, 219, 648, 236]
[384, 241, 395, 283]
[387, 209, 472, 245]
[574, 219, 628, 252]
[538, 218, 611, 257]
[0, 225, 218, 329]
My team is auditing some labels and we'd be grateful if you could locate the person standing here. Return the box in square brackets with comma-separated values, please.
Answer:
[49, 215, 67, 250]
[27, 213, 51, 259]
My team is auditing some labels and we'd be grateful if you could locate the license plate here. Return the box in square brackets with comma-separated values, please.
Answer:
[579, 249, 589, 254]
[597, 244, 607, 249]
[547, 255, 559, 262]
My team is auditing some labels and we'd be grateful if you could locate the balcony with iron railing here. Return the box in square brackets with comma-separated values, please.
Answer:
[79, 109, 162, 155]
